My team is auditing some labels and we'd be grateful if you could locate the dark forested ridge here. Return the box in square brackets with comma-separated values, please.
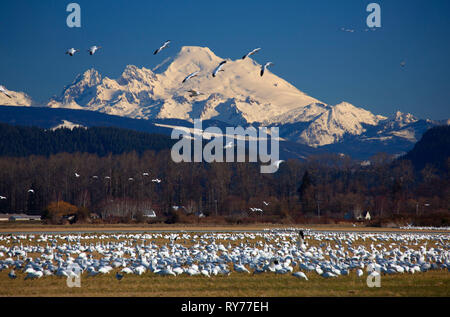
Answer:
[401, 125, 450, 172]
[0, 123, 175, 157]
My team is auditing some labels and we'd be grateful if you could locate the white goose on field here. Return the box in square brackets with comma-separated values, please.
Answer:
[234, 262, 250, 273]
[8, 270, 17, 279]
[292, 271, 308, 280]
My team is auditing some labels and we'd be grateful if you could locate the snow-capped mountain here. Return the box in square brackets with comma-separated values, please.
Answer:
[362, 111, 420, 143]
[41, 46, 441, 150]
[297, 102, 387, 147]
[0, 86, 32, 106]
[49, 46, 320, 126]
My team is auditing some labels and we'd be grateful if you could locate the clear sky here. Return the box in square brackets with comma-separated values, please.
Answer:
[0, 0, 449, 120]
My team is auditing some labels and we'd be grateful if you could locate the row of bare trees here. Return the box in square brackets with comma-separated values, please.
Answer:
[0, 150, 448, 221]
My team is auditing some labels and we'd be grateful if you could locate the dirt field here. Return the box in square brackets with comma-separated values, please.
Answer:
[0, 222, 448, 234]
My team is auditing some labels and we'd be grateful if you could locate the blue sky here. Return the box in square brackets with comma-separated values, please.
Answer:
[0, 0, 449, 120]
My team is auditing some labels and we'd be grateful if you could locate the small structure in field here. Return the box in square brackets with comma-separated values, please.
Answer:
[3, 214, 41, 222]
[143, 209, 157, 218]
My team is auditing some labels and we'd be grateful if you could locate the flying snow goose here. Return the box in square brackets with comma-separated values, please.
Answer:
[88, 46, 101, 55]
[242, 48, 261, 60]
[0, 85, 12, 98]
[182, 71, 200, 83]
[212, 61, 227, 77]
[224, 141, 235, 149]
[65, 48, 79, 56]
[154, 40, 171, 55]
[188, 89, 203, 97]
[260, 62, 274, 77]
[272, 160, 284, 169]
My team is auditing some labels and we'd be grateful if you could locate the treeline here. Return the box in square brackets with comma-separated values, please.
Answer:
[0, 124, 448, 225]
[0, 149, 447, 224]
[0, 123, 175, 157]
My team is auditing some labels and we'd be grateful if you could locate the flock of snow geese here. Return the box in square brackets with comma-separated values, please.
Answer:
[64, 40, 274, 84]
[74, 171, 162, 184]
[0, 172, 162, 202]
[1, 229, 448, 282]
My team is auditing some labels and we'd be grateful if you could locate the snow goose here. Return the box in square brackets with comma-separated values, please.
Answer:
[182, 71, 200, 83]
[292, 271, 308, 280]
[242, 48, 261, 60]
[8, 270, 17, 279]
[212, 61, 227, 77]
[260, 62, 274, 77]
[65, 48, 79, 56]
[0, 85, 12, 98]
[88, 46, 101, 55]
[154, 40, 171, 55]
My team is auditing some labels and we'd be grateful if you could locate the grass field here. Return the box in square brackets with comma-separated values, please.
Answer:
[1, 270, 449, 297]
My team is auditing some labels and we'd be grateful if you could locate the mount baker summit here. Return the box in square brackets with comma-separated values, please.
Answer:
[1, 46, 444, 153]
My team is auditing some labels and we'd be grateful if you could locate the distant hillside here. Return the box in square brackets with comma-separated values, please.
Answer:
[0, 106, 322, 160]
[0, 105, 174, 134]
[402, 125, 450, 171]
[0, 123, 175, 157]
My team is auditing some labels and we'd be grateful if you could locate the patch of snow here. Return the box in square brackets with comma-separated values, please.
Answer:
[51, 120, 86, 131]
